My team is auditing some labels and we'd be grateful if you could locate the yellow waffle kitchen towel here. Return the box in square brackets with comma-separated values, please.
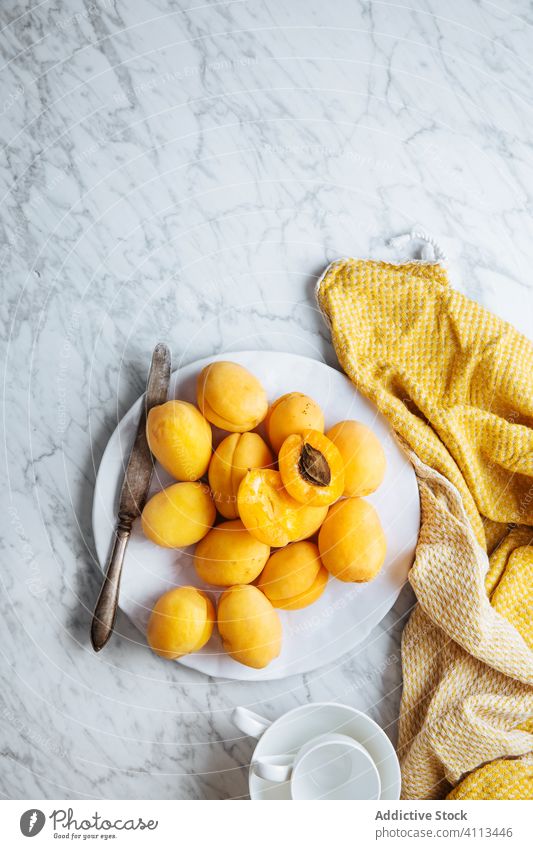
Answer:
[316, 254, 533, 800]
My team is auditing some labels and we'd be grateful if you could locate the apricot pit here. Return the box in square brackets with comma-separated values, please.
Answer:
[278, 429, 344, 506]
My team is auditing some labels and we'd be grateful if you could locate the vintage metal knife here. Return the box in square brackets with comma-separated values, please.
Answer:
[90, 343, 171, 652]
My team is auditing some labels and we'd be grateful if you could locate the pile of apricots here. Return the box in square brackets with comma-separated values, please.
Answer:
[142, 361, 387, 669]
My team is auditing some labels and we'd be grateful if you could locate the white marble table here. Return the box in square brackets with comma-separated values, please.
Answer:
[1, 0, 532, 800]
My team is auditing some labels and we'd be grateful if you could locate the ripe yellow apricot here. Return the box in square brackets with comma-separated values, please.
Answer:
[146, 400, 212, 481]
[194, 519, 270, 586]
[208, 432, 273, 519]
[257, 541, 329, 610]
[318, 498, 386, 582]
[326, 420, 386, 497]
[146, 586, 214, 660]
[238, 469, 327, 547]
[197, 361, 268, 432]
[141, 482, 215, 548]
[292, 503, 328, 541]
[277, 567, 328, 610]
[278, 429, 344, 506]
[265, 392, 324, 454]
[217, 584, 282, 669]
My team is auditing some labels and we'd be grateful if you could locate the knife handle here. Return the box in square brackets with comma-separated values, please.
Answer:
[90, 518, 132, 652]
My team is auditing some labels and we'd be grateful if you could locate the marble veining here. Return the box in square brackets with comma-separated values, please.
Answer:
[1, 0, 532, 799]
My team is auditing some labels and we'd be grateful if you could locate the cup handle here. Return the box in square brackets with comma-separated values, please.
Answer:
[251, 754, 293, 783]
[232, 706, 272, 739]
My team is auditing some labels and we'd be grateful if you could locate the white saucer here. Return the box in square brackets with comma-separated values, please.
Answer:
[247, 702, 401, 800]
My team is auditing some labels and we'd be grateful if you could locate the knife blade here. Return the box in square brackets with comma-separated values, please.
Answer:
[91, 343, 171, 652]
[117, 343, 171, 521]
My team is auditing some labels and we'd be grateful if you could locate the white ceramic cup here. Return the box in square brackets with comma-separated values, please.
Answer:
[233, 705, 389, 801]
[252, 732, 381, 800]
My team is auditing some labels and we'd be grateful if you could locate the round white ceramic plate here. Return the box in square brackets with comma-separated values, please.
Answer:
[92, 351, 420, 681]
[246, 702, 401, 800]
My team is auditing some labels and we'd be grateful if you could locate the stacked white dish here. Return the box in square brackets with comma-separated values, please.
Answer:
[233, 702, 401, 800]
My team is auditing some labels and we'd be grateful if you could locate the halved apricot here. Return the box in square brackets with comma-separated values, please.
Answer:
[238, 469, 327, 547]
[278, 429, 344, 506]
